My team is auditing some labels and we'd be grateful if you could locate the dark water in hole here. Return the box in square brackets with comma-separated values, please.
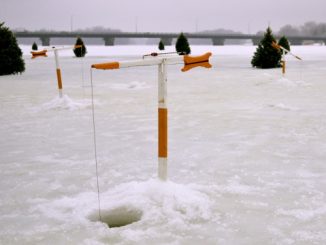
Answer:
[90, 206, 143, 228]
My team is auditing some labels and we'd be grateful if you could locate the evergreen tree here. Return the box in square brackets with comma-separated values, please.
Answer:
[158, 39, 165, 50]
[278, 36, 290, 54]
[73, 37, 87, 57]
[0, 22, 25, 75]
[251, 27, 281, 68]
[32, 42, 38, 50]
[175, 32, 191, 55]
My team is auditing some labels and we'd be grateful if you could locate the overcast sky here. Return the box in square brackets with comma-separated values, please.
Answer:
[1, 0, 325, 33]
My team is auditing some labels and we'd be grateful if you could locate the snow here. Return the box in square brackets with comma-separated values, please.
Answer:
[39, 95, 93, 111]
[1, 44, 326, 244]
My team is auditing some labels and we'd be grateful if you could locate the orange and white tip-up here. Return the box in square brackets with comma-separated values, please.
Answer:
[91, 52, 212, 181]
[31, 45, 82, 98]
[271, 42, 302, 76]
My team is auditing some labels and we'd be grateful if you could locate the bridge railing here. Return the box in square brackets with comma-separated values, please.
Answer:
[14, 31, 326, 46]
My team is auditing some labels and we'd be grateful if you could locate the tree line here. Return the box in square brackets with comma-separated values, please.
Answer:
[277, 21, 326, 37]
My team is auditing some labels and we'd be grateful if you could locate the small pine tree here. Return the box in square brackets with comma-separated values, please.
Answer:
[158, 40, 165, 50]
[32, 42, 38, 51]
[175, 32, 191, 55]
[73, 37, 87, 57]
[251, 27, 281, 68]
[0, 22, 25, 75]
[278, 36, 290, 54]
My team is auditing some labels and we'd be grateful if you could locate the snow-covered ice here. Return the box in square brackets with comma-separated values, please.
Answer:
[1, 45, 326, 244]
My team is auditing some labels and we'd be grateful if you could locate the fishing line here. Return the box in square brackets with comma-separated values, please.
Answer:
[78, 45, 86, 97]
[299, 58, 303, 82]
[81, 48, 85, 92]
[90, 68, 102, 221]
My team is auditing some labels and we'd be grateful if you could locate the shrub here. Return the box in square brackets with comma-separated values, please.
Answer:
[175, 32, 191, 55]
[0, 22, 25, 75]
[73, 37, 87, 57]
[278, 36, 290, 54]
[158, 40, 165, 50]
[32, 42, 38, 50]
[251, 27, 281, 68]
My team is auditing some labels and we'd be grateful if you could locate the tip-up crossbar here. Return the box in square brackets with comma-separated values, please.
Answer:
[92, 52, 212, 72]
[31, 45, 82, 59]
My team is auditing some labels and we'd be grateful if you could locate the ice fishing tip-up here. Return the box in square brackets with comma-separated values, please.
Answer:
[271, 42, 302, 75]
[30, 45, 82, 97]
[91, 52, 212, 181]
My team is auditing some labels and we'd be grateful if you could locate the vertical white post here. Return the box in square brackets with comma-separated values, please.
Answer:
[281, 49, 286, 76]
[158, 60, 168, 181]
[54, 50, 63, 98]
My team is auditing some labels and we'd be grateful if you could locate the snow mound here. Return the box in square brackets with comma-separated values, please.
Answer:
[37, 179, 213, 226]
[109, 81, 149, 90]
[276, 205, 326, 221]
[41, 94, 93, 111]
[267, 103, 299, 111]
[96, 179, 213, 225]
[275, 78, 310, 87]
[34, 179, 214, 242]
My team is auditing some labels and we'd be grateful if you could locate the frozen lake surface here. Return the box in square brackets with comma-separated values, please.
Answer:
[1, 45, 326, 244]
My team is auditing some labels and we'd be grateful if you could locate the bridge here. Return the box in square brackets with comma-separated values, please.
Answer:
[14, 31, 326, 46]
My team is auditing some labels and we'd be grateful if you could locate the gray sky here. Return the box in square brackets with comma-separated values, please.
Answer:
[1, 0, 325, 33]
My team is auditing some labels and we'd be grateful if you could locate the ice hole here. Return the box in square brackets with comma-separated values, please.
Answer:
[89, 206, 142, 228]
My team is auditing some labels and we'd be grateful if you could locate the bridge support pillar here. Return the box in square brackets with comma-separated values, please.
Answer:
[104, 37, 115, 46]
[289, 39, 303, 45]
[212, 38, 225, 46]
[40, 37, 50, 46]
[161, 37, 172, 46]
